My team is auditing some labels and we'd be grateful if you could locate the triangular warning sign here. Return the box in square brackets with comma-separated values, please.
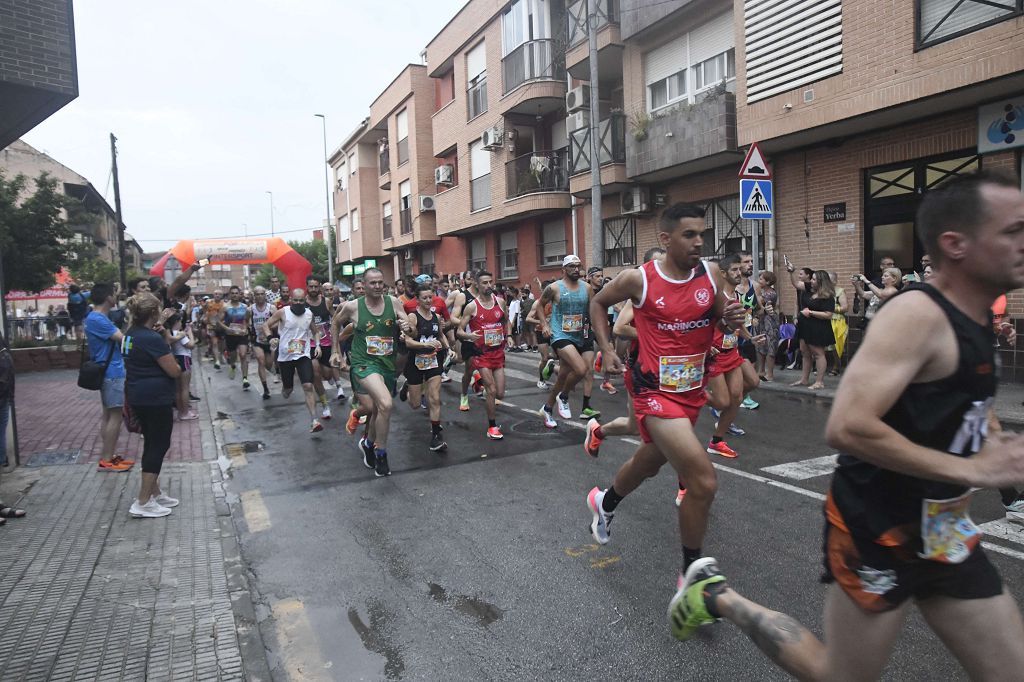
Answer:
[743, 181, 770, 213]
[739, 142, 771, 179]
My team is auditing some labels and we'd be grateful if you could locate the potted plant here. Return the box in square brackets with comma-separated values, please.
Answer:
[629, 110, 651, 142]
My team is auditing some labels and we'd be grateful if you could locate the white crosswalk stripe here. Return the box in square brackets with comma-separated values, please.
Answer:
[761, 455, 839, 480]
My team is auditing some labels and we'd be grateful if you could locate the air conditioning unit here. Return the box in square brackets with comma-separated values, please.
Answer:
[434, 164, 454, 185]
[419, 195, 436, 211]
[566, 85, 591, 113]
[481, 126, 503, 150]
[620, 186, 651, 215]
[567, 110, 590, 131]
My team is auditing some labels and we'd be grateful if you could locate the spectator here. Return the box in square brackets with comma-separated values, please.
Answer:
[852, 267, 901, 326]
[67, 284, 89, 339]
[85, 283, 135, 472]
[785, 265, 815, 371]
[56, 305, 71, 338]
[754, 270, 780, 381]
[0, 330, 24, 524]
[828, 271, 850, 376]
[123, 293, 182, 518]
[164, 311, 197, 421]
[870, 255, 896, 289]
[791, 270, 836, 390]
[44, 305, 57, 340]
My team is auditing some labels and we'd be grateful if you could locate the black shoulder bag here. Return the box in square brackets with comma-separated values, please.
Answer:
[77, 338, 114, 391]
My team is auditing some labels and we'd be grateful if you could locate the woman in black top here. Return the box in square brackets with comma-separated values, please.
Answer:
[124, 293, 182, 519]
[792, 270, 836, 389]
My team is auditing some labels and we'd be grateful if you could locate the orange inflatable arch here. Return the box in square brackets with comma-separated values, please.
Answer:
[149, 238, 313, 291]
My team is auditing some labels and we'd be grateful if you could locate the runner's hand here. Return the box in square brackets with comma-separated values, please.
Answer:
[270, 338, 279, 349]
[330, 352, 342, 368]
[968, 432, 1024, 488]
[722, 300, 745, 330]
[464, 331, 481, 343]
[710, 347, 720, 357]
[312, 346, 321, 359]
[750, 334, 767, 346]
[602, 346, 624, 374]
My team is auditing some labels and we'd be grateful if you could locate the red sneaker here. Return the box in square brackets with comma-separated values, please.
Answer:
[706, 440, 738, 459]
[345, 410, 359, 435]
[584, 418, 603, 458]
[486, 426, 504, 440]
[98, 458, 132, 472]
[675, 487, 687, 507]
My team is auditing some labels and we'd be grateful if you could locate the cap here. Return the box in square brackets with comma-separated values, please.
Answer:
[562, 255, 582, 267]
[587, 266, 603, 275]
[414, 274, 432, 285]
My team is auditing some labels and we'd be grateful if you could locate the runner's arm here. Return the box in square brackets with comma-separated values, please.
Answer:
[537, 284, 558, 337]
[524, 298, 541, 328]
[612, 301, 636, 340]
[590, 269, 642, 358]
[262, 309, 283, 339]
[456, 302, 479, 341]
[711, 269, 746, 330]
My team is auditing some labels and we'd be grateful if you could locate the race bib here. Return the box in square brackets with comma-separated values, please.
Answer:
[366, 335, 394, 356]
[483, 327, 504, 347]
[414, 353, 439, 370]
[658, 353, 705, 393]
[229, 322, 245, 334]
[721, 333, 738, 350]
[744, 310, 753, 329]
[562, 314, 583, 333]
[919, 491, 981, 564]
[286, 339, 306, 355]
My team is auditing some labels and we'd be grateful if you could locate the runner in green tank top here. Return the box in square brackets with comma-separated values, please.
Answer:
[331, 268, 404, 477]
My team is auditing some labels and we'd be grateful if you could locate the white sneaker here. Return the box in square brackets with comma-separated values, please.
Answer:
[336, 386, 346, 399]
[540, 405, 557, 429]
[556, 394, 572, 419]
[154, 492, 179, 508]
[536, 380, 547, 389]
[322, 405, 332, 420]
[130, 497, 172, 518]
[1006, 499, 1024, 518]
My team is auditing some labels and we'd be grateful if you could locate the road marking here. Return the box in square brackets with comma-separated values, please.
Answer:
[271, 598, 332, 681]
[517, 407, 587, 429]
[240, 490, 272, 533]
[713, 463, 827, 502]
[590, 556, 621, 569]
[979, 518, 1024, 547]
[982, 542, 1024, 561]
[621, 438, 641, 445]
[565, 543, 601, 558]
[761, 455, 839, 480]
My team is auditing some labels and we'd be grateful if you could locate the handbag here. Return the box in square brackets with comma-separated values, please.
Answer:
[122, 401, 142, 433]
[77, 339, 113, 391]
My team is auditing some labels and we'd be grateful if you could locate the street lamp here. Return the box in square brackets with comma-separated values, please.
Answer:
[265, 191, 275, 237]
[314, 114, 334, 284]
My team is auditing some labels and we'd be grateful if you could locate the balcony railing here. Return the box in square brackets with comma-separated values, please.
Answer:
[382, 215, 393, 240]
[399, 208, 412, 235]
[471, 174, 492, 211]
[379, 148, 390, 176]
[506, 148, 570, 199]
[567, 0, 616, 47]
[569, 113, 626, 175]
[501, 39, 564, 94]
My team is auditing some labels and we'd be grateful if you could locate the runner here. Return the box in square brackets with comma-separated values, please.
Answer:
[583, 202, 744, 603]
[402, 283, 450, 452]
[249, 286, 276, 400]
[587, 266, 617, 395]
[266, 275, 283, 305]
[525, 283, 557, 389]
[538, 255, 599, 428]
[220, 285, 250, 389]
[263, 288, 324, 433]
[401, 274, 454, 394]
[304, 275, 334, 420]
[449, 271, 484, 412]
[734, 251, 762, 410]
[457, 271, 509, 440]
[331, 267, 402, 477]
[205, 289, 225, 369]
[669, 171, 1024, 679]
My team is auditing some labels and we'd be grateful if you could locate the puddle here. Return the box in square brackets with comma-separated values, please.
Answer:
[23, 449, 82, 467]
[427, 582, 504, 627]
[222, 441, 265, 456]
[215, 411, 231, 420]
[348, 600, 405, 680]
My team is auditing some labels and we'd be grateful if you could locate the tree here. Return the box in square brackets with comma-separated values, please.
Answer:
[251, 238, 330, 289]
[66, 238, 121, 286]
[0, 171, 73, 292]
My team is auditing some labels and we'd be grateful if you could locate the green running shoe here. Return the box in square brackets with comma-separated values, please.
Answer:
[459, 394, 470, 412]
[580, 407, 601, 419]
[541, 359, 556, 381]
[668, 557, 726, 641]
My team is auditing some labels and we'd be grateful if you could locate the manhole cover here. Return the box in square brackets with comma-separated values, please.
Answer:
[509, 419, 573, 436]
[24, 449, 82, 467]
[222, 441, 265, 457]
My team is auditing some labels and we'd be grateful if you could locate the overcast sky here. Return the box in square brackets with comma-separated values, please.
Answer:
[23, 0, 466, 253]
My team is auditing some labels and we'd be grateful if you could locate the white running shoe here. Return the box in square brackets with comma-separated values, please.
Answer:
[540, 405, 557, 429]
[556, 394, 572, 419]
[536, 380, 547, 389]
[322, 405, 332, 420]
[336, 386, 346, 400]
[587, 487, 613, 544]
[130, 497, 172, 518]
[154, 492, 179, 508]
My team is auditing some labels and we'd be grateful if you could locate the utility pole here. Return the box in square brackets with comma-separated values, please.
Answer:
[110, 133, 126, 291]
[586, 0, 603, 268]
[265, 191, 275, 237]
[314, 114, 334, 283]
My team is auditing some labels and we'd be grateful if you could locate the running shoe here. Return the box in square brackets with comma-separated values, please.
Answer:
[541, 359, 556, 381]
[540, 405, 557, 429]
[594, 351, 603, 373]
[98, 458, 133, 472]
[675, 487, 687, 507]
[556, 394, 572, 419]
[459, 395, 470, 412]
[129, 497, 172, 519]
[337, 387, 347, 402]
[486, 426, 504, 440]
[741, 396, 759, 410]
[189, 393, 201, 401]
[580, 407, 600, 419]
[178, 410, 199, 421]
[536, 380, 548, 389]
[346, 411, 360, 434]
[600, 381, 617, 395]
[262, 390, 271, 401]
[310, 420, 324, 433]
[242, 379, 250, 390]
[441, 373, 452, 383]
[399, 382, 409, 402]
[586, 487, 614, 544]
[709, 406, 721, 419]
[228, 365, 236, 380]
[1006, 498, 1024, 518]
[214, 362, 221, 370]
[429, 432, 447, 452]
[420, 396, 428, 409]
[707, 440, 738, 458]
[154, 492, 180, 508]
[374, 452, 391, 477]
[472, 370, 484, 394]
[668, 557, 726, 641]
[584, 418, 603, 458]
[322, 405, 332, 420]
[443, 353, 455, 372]
[359, 438, 375, 469]
[715, 422, 746, 437]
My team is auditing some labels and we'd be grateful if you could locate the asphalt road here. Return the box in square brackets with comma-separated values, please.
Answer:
[206, 350, 1024, 681]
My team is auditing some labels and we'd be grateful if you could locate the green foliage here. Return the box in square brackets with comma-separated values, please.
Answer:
[0, 171, 74, 292]
[66, 237, 119, 286]
[252, 264, 285, 289]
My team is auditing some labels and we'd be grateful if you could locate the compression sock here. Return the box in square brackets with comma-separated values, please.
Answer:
[711, 436, 723, 444]
[431, 421, 442, 435]
[602, 485, 624, 513]
[488, 419, 496, 428]
[558, 391, 568, 402]
[682, 546, 702, 573]
[261, 381, 269, 392]
[582, 395, 592, 410]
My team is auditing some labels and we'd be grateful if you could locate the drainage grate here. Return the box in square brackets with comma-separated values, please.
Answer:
[222, 441, 265, 457]
[24, 449, 82, 467]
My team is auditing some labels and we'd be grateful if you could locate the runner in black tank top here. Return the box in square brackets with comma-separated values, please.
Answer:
[666, 172, 1024, 679]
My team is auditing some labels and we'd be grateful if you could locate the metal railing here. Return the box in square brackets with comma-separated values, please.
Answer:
[379, 148, 390, 175]
[569, 113, 626, 174]
[501, 39, 564, 94]
[382, 215, 392, 240]
[505, 148, 569, 199]
[399, 208, 412, 235]
[567, 0, 615, 47]
[471, 175, 492, 211]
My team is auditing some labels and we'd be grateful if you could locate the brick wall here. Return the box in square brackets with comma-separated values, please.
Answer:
[0, 0, 77, 94]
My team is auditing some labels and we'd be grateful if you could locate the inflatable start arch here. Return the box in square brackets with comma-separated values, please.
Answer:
[149, 238, 313, 291]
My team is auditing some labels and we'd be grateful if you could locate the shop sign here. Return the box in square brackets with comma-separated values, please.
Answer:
[342, 265, 354, 276]
[823, 202, 847, 222]
[978, 98, 1024, 154]
[836, 222, 856, 234]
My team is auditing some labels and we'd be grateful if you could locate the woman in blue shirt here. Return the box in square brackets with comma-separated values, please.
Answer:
[123, 293, 182, 519]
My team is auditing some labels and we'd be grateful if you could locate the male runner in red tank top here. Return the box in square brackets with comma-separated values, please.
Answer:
[456, 271, 509, 440]
[586, 203, 745, 609]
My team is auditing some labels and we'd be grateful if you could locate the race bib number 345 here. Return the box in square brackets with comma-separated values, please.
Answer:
[658, 353, 705, 393]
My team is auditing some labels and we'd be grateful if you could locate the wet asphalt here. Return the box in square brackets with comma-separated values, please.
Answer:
[206, 352, 1024, 681]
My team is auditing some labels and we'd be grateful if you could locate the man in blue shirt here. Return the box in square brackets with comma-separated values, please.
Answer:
[84, 283, 134, 471]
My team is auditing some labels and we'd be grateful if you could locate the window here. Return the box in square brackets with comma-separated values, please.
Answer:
[382, 202, 392, 240]
[421, 248, 436, 275]
[466, 41, 488, 120]
[538, 220, 567, 266]
[351, 208, 359, 232]
[649, 71, 686, 110]
[348, 150, 357, 175]
[396, 109, 409, 165]
[603, 216, 636, 267]
[335, 161, 347, 191]
[468, 236, 488, 272]
[338, 214, 350, 241]
[499, 231, 518, 280]
[918, 0, 1022, 47]
[699, 195, 763, 264]
[645, 12, 735, 111]
[399, 180, 412, 235]
[692, 49, 735, 94]
[434, 70, 455, 111]
[501, 0, 557, 93]
[219, 278, 233, 287]
[470, 139, 491, 211]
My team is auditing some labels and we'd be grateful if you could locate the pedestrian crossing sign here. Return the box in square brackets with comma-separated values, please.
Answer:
[740, 179, 773, 220]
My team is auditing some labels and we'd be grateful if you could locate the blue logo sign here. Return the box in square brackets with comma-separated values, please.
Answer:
[740, 179, 773, 220]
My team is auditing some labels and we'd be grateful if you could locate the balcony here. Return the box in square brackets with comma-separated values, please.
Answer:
[501, 39, 565, 95]
[399, 208, 412, 236]
[565, 0, 622, 80]
[567, 0, 615, 47]
[379, 148, 390, 176]
[382, 215, 393, 241]
[569, 113, 626, 174]
[626, 90, 738, 183]
[505, 148, 570, 199]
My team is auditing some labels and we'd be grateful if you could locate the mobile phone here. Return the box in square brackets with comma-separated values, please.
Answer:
[197, 258, 210, 268]
[783, 254, 791, 267]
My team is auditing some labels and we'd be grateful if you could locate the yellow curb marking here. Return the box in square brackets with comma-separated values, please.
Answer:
[272, 599, 332, 681]
[240, 490, 271, 533]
